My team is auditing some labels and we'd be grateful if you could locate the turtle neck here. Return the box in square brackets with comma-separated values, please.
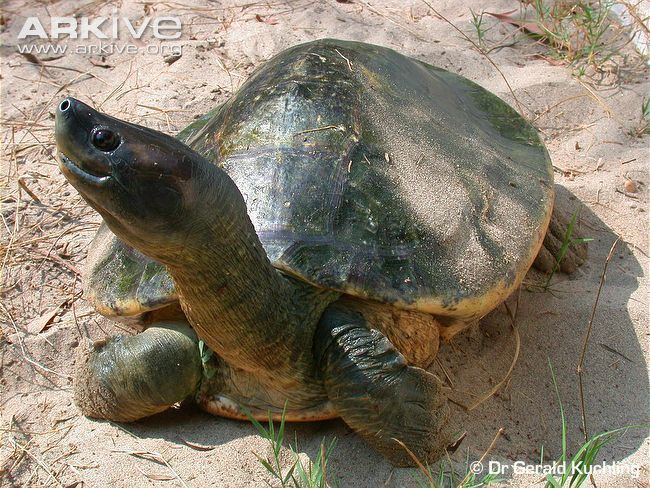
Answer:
[166, 164, 338, 395]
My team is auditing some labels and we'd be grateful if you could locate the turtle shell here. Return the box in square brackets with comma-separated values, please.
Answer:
[86, 39, 553, 320]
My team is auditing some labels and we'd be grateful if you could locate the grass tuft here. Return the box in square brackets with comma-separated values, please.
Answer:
[246, 405, 337, 488]
[632, 95, 650, 136]
[292, 435, 337, 488]
[544, 360, 634, 487]
[483, 1, 648, 80]
[469, 9, 491, 49]
[526, 0, 615, 66]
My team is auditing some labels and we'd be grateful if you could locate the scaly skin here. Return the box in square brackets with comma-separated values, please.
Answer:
[314, 305, 452, 466]
[73, 322, 202, 422]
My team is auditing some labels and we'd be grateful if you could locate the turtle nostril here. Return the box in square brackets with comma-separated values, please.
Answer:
[59, 99, 71, 112]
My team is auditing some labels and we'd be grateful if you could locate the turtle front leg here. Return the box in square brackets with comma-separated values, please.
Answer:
[534, 205, 588, 274]
[74, 321, 202, 422]
[313, 305, 452, 466]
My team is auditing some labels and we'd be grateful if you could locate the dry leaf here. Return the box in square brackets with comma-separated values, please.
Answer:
[255, 14, 278, 25]
[486, 11, 545, 36]
[26, 303, 63, 334]
[137, 468, 175, 481]
[532, 53, 565, 66]
[89, 58, 114, 68]
[180, 438, 215, 451]
[447, 431, 467, 454]
[143, 473, 175, 481]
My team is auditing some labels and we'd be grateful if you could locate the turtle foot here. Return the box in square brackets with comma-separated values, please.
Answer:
[534, 205, 588, 274]
[314, 305, 452, 466]
[74, 321, 202, 422]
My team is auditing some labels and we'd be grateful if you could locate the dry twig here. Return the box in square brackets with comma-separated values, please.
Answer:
[576, 237, 620, 441]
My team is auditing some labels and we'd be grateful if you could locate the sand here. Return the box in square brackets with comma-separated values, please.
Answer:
[1, 0, 648, 486]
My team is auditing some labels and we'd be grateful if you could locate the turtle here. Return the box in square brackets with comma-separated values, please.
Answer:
[55, 39, 586, 466]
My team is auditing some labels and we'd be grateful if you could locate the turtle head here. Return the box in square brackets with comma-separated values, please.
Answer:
[55, 97, 221, 265]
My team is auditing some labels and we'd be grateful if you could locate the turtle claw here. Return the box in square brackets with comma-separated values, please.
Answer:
[314, 306, 452, 466]
[534, 207, 588, 274]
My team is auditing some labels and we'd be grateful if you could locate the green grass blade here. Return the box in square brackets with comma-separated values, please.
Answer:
[546, 474, 561, 488]
[548, 359, 567, 464]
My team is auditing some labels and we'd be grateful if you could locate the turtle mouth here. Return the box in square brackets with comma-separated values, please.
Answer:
[58, 152, 112, 187]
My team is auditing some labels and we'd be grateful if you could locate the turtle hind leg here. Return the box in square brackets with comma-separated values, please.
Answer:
[314, 305, 452, 466]
[74, 321, 202, 422]
[534, 205, 588, 274]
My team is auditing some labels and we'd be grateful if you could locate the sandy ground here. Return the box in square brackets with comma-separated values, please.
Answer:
[0, 1, 648, 486]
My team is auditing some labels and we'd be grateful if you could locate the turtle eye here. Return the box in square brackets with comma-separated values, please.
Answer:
[92, 129, 120, 152]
